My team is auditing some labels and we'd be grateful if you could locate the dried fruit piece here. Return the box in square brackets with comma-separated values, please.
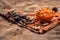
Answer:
[36, 8, 55, 22]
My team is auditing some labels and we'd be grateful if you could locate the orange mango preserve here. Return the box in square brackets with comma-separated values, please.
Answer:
[36, 8, 55, 22]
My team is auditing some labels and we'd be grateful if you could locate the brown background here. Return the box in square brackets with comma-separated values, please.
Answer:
[0, 0, 60, 40]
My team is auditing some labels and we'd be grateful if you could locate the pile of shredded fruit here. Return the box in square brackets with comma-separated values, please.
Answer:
[0, 7, 60, 34]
